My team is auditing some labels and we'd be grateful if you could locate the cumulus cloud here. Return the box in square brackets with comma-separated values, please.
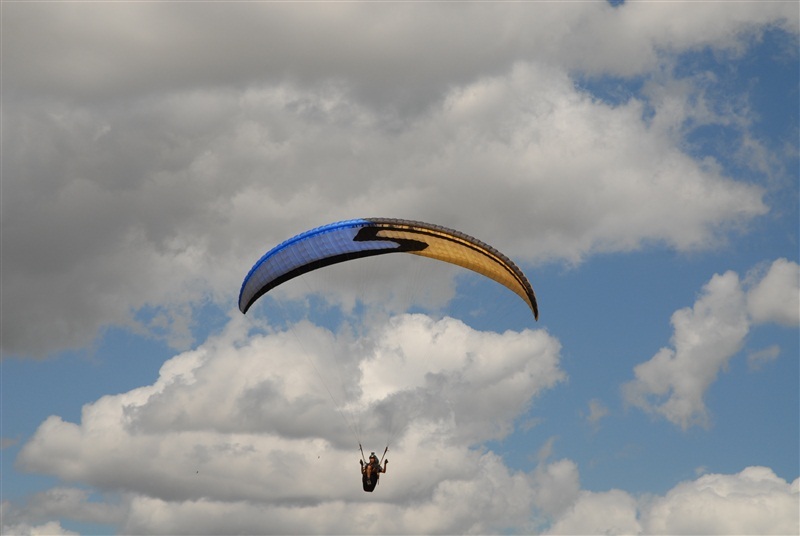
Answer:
[12, 391, 799, 536]
[545, 488, 642, 535]
[747, 258, 800, 327]
[106, 450, 543, 535]
[0, 519, 78, 536]
[529, 457, 582, 521]
[641, 466, 799, 535]
[624, 258, 799, 429]
[7, 308, 796, 533]
[15, 314, 564, 533]
[1, 488, 125, 532]
[12, 305, 794, 534]
[581, 398, 610, 431]
[623, 270, 749, 429]
[538, 464, 798, 536]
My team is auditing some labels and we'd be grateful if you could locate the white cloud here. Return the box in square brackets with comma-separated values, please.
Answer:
[747, 258, 800, 327]
[624, 258, 799, 429]
[115, 453, 538, 536]
[623, 270, 749, 429]
[747, 344, 781, 371]
[0, 521, 78, 536]
[545, 488, 642, 535]
[1, 501, 79, 536]
[1, 488, 125, 531]
[359, 314, 565, 443]
[642, 466, 799, 535]
[541, 465, 798, 536]
[582, 398, 610, 430]
[545, 467, 800, 535]
[15, 314, 563, 533]
[529, 458, 582, 521]
[8, 462, 797, 535]
[12, 352, 799, 536]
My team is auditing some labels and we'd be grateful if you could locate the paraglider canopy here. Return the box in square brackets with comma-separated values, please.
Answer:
[239, 217, 538, 320]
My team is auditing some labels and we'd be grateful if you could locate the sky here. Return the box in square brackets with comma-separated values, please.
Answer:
[1, 1, 798, 534]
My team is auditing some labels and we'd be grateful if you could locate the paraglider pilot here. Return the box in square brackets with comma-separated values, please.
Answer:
[360, 452, 387, 492]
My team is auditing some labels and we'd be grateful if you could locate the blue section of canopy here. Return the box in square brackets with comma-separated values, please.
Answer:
[239, 218, 387, 313]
